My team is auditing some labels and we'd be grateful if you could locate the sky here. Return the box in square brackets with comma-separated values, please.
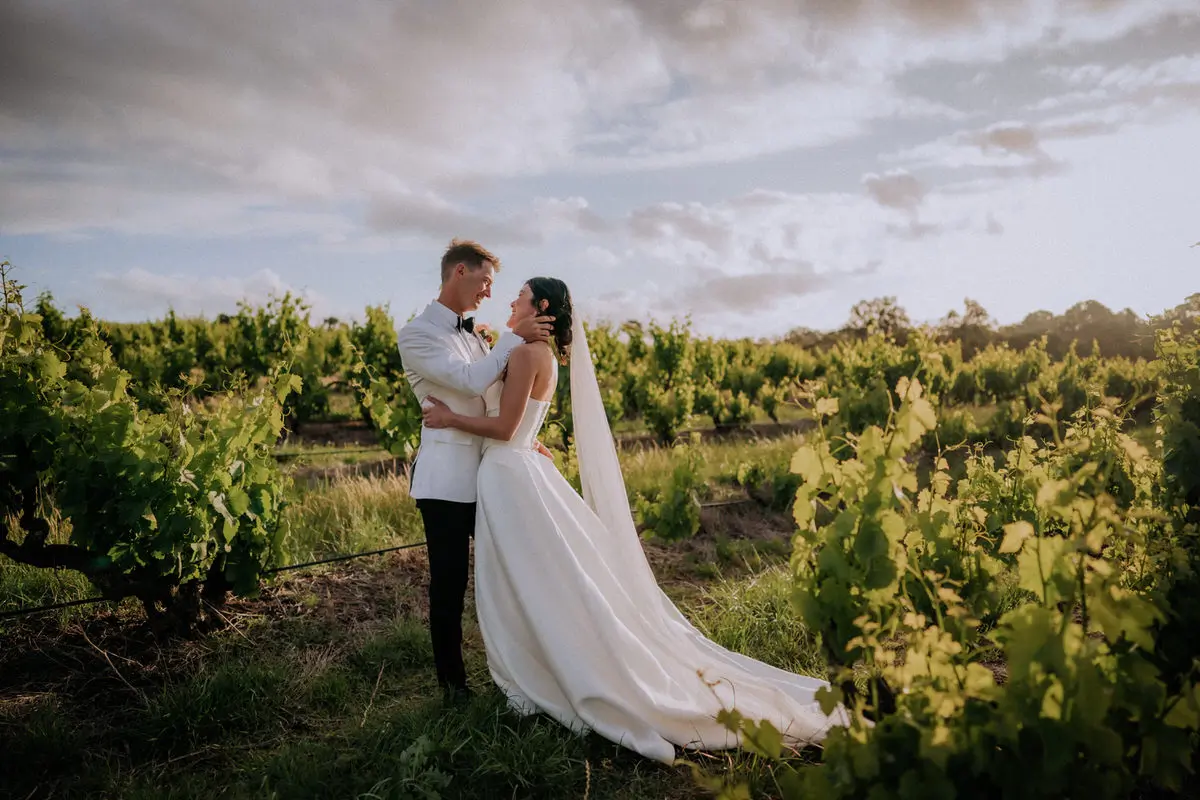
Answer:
[2, 0, 1198, 339]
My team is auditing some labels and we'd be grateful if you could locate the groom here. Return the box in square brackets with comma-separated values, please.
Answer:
[396, 239, 554, 702]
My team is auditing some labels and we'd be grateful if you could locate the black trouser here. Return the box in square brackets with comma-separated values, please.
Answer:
[415, 498, 476, 692]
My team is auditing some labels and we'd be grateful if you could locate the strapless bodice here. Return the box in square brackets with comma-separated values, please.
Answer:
[482, 396, 552, 453]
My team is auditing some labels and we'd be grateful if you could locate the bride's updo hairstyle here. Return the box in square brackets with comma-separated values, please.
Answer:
[526, 277, 573, 365]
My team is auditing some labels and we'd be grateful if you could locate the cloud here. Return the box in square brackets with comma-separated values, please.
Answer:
[622, 0, 1198, 77]
[364, 191, 542, 247]
[1046, 53, 1200, 93]
[0, 155, 354, 239]
[2, 0, 1196, 240]
[971, 122, 1044, 156]
[882, 118, 1077, 193]
[1022, 51, 1200, 121]
[4, 0, 1199, 342]
[362, 192, 616, 249]
[561, 178, 1011, 327]
[574, 77, 962, 171]
[1025, 87, 1112, 112]
[628, 202, 736, 258]
[531, 197, 612, 236]
[863, 170, 926, 211]
[618, 181, 1009, 273]
[580, 245, 622, 269]
[891, 120, 1055, 167]
[91, 268, 333, 320]
[674, 264, 832, 315]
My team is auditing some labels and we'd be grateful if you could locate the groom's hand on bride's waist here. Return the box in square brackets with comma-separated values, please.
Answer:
[534, 440, 553, 460]
[514, 314, 555, 343]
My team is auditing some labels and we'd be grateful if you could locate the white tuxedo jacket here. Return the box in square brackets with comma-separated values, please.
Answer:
[396, 300, 521, 503]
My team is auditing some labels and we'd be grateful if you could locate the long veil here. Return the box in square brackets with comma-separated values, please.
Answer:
[511, 310, 851, 757]
[569, 312, 640, 542]
[566, 307, 831, 679]
[568, 312, 678, 592]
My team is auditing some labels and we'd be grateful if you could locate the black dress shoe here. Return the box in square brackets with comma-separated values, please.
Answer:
[442, 685, 473, 706]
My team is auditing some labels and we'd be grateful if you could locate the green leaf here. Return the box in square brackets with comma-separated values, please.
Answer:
[998, 604, 1059, 681]
[854, 519, 889, 567]
[1035, 479, 1072, 513]
[1016, 536, 1068, 603]
[274, 372, 302, 402]
[793, 486, 814, 528]
[790, 445, 823, 482]
[879, 509, 907, 545]
[208, 490, 236, 529]
[775, 767, 806, 800]
[910, 396, 937, 432]
[999, 521, 1034, 554]
[1163, 684, 1200, 729]
[37, 351, 67, 382]
[815, 684, 843, 717]
[741, 718, 783, 759]
[715, 707, 744, 733]
[226, 487, 250, 517]
[815, 397, 839, 417]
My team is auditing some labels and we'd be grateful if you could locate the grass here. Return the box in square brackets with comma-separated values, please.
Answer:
[325, 389, 363, 421]
[275, 443, 392, 465]
[690, 566, 826, 679]
[1, 536, 818, 800]
[0, 508, 135, 625]
[0, 557, 103, 622]
[0, 425, 820, 799]
[1, 429, 812, 798]
[282, 473, 425, 561]
[619, 433, 806, 500]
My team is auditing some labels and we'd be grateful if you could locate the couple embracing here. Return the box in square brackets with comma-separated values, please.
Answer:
[396, 239, 848, 764]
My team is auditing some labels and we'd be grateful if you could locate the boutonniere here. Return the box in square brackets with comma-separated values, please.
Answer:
[474, 323, 498, 349]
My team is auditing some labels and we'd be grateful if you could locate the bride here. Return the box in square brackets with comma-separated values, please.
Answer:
[420, 277, 848, 764]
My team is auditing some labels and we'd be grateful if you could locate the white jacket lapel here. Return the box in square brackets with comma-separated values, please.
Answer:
[418, 304, 475, 362]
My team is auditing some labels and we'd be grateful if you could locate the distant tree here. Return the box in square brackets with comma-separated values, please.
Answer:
[1019, 309, 1056, 328]
[783, 325, 825, 348]
[937, 298, 995, 358]
[1152, 292, 1200, 335]
[999, 300, 1153, 359]
[846, 296, 911, 340]
[961, 298, 994, 329]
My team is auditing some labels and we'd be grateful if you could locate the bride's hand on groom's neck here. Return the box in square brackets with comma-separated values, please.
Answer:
[514, 314, 555, 344]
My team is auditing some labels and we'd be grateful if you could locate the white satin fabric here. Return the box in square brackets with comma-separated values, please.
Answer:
[472, 319, 848, 763]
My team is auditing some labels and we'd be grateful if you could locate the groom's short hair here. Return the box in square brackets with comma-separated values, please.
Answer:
[441, 238, 501, 284]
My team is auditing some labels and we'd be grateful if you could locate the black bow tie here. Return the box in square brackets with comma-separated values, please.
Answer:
[455, 316, 475, 334]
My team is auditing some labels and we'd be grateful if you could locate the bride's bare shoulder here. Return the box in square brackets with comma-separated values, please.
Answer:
[514, 341, 556, 368]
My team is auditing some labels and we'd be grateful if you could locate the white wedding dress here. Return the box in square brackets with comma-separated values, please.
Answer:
[469, 314, 849, 764]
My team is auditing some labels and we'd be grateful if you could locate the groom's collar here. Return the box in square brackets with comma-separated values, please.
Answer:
[426, 300, 465, 332]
